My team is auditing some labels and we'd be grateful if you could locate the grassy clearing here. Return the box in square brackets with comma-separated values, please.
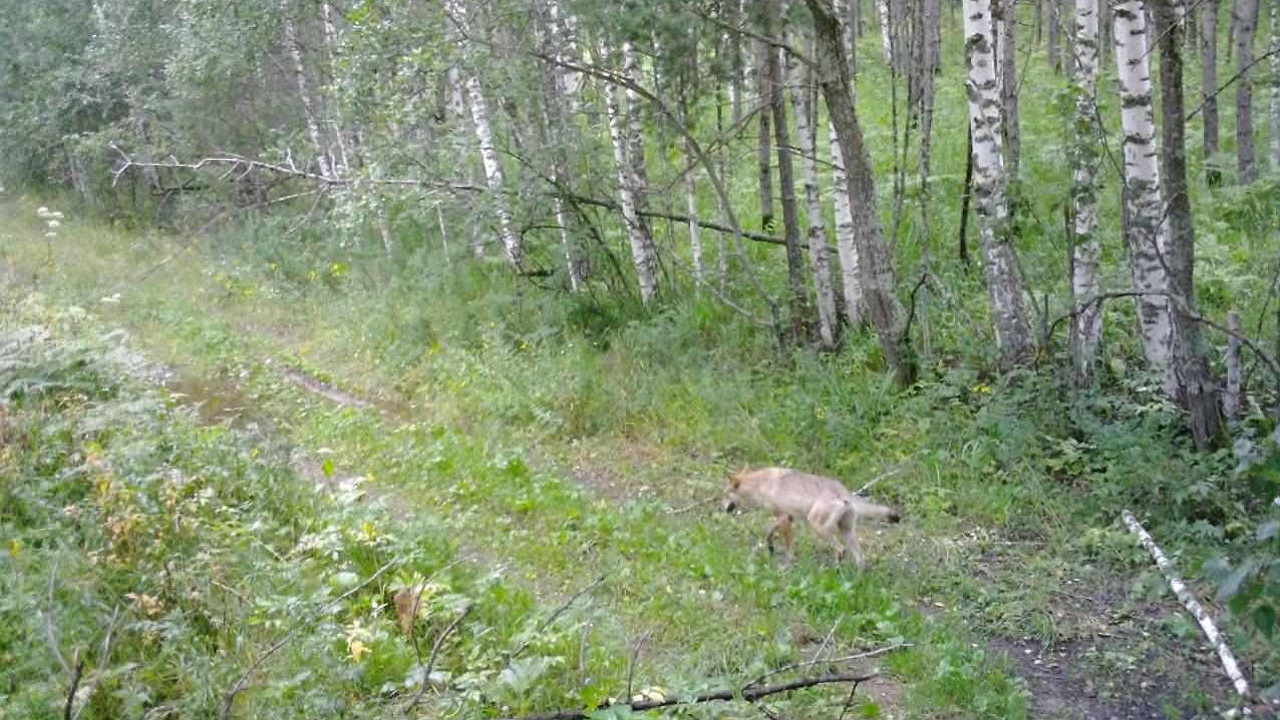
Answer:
[4, 195, 1277, 718]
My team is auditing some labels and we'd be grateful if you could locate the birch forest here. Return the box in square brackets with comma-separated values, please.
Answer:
[2, 0, 1280, 717]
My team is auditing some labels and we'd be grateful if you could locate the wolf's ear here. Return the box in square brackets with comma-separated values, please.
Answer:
[728, 474, 742, 490]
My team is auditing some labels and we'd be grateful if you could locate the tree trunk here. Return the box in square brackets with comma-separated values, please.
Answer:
[602, 50, 659, 303]
[282, 3, 333, 182]
[683, 135, 706, 283]
[806, 0, 913, 384]
[1071, 0, 1103, 381]
[1153, 0, 1225, 448]
[877, 0, 895, 64]
[764, 0, 810, 342]
[997, 0, 1022, 179]
[828, 118, 865, 326]
[755, 30, 776, 230]
[1049, 0, 1063, 71]
[1234, 0, 1261, 183]
[965, 0, 1033, 368]
[537, 0, 583, 289]
[1114, 0, 1176, 392]
[1203, 0, 1222, 185]
[790, 26, 839, 349]
[621, 41, 651, 197]
[1270, 0, 1279, 171]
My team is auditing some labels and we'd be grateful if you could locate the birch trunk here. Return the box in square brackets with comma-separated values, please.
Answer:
[537, 0, 583, 289]
[1154, 0, 1224, 447]
[765, 0, 812, 344]
[997, 0, 1022, 179]
[877, 0, 895, 64]
[683, 135, 706, 282]
[446, 0, 523, 268]
[1071, 0, 1103, 380]
[621, 41, 651, 195]
[282, 3, 333, 181]
[1234, 0, 1261, 183]
[1114, 0, 1176, 392]
[1270, 0, 1279, 171]
[602, 59, 659, 303]
[790, 30, 839, 349]
[756, 31, 776, 230]
[1202, 0, 1222, 185]
[1049, 0, 1063, 71]
[964, 0, 1033, 367]
[806, 0, 913, 384]
[829, 118, 865, 326]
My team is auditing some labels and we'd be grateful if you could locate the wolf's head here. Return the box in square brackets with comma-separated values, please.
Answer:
[722, 471, 745, 513]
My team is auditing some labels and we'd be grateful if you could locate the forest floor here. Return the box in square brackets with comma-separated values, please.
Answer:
[0, 198, 1254, 718]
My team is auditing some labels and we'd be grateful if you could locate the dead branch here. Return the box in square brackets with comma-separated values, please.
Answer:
[1121, 510, 1252, 705]
[744, 642, 911, 690]
[64, 649, 84, 720]
[854, 468, 904, 497]
[219, 559, 397, 720]
[498, 671, 876, 720]
[408, 603, 472, 709]
[507, 575, 608, 662]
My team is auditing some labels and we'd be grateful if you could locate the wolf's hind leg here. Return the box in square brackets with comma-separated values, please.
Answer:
[766, 514, 794, 563]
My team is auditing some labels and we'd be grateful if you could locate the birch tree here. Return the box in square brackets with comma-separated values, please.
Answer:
[1270, 0, 1279, 171]
[537, 0, 583, 289]
[788, 25, 839, 348]
[807, 0, 914, 383]
[1202, 0, 1222, 185]
[1071, 0, 1103, 380]
[1234, 0, 1261, 183]
[446, 0, 523, 268]
[964, 0, 1032, 367]
[1153, 0, 1225, 447]
[282, 2, 333, 182]
[602, 43, 659, 303]
[1114, 0, 1175, 392]
[996, 0, 1022, 178]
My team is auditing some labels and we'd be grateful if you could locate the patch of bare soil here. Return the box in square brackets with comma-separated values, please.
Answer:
[975, 551, 1237, 719]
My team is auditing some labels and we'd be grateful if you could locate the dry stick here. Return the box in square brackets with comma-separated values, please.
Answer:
[1120, 510, 1252, 704]
[854, 467, 903, 497]
[744, 642, 912, 689]
[407, 604, 472, 709]
[507, 575, 608, 662]
[63, 649, 84, 720]
[407, 559, 467, 672]
[219, 558, 397, 720]
[498, 671, 876, 720]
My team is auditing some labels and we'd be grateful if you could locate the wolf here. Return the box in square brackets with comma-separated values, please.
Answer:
[723, 467, 900, 567]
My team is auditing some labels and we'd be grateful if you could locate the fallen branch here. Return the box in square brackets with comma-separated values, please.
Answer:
[63, 649, 84, 720]
[506, 575, 608, 662]
[220, 558, 398, 720]
[744, 642, 911, 689]
[407, 603, 472, 709]
[1121, 510, 1252, 705]
[854, 468, 904, 497]
[497, 671, 876, 720]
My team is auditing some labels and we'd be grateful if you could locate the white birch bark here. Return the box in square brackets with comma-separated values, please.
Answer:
[1071, 0, 1103, 378]
[997, 0, 1021, 178]
[538, 0, 582, 289]
[602, 56, 659, 303]
[964, 0, 1032, 366]
[1121, 510, 1253, 703]
[1270, 0, 1279, 171]
[446, 0, 523, 267]
[829, 118, 864, 326]
[1114, 0, 1175, 391]
[789, 29, 838, 348]
[621, 41, 651, 198]
[282, 3, 333, 181]
[683, 136, 706, 282]
[877, 0, 895, 63]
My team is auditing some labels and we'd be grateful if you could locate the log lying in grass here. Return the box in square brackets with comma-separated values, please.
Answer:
[498, 671, 877, 720]
[1120, 509, 1252, 706]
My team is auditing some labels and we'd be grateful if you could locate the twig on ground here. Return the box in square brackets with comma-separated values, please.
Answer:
[809, 619, 842, 662]
[744, 642, 912, 689]
[506, 575, 608, 663]
[219, 558, 398, 720]
[407, 604, 472, 709]
[854, 468, 904, 497]
[406, 559, 466, 670]
[667, 496, 718, 515]
[1121, 510, 1252, 706]
[498, 671, 876, 720]
[63, 649, 84, 720]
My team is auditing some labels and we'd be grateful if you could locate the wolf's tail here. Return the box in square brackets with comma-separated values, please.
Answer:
[851, 498, 901, 523]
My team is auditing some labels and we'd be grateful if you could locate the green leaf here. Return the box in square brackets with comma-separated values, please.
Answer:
[1215, 559, 1259, 603]
[1252, 604, 1276, 639]
[322, 457, 334, 477]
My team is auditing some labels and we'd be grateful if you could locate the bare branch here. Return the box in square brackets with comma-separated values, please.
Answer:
[744, 642, 911, 689]
[1121, 510, 1252, 704]
[854, 468, 904, 497]
[408, 603, 472, 709]
[220, 559, 398, 720]
[498, 671, 877, 720]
